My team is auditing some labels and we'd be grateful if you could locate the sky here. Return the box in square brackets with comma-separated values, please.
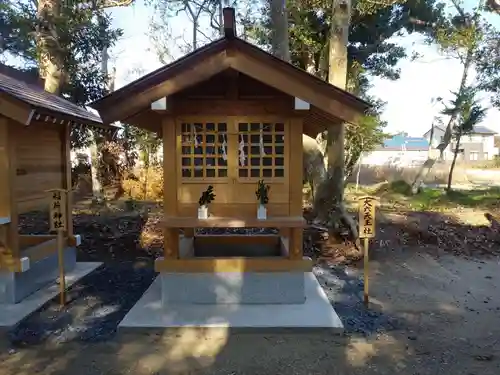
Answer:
[6, 0, 500, 137]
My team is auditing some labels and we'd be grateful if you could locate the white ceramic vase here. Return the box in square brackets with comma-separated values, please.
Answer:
[257, 204, 267, 220]
[198, 205, 208, 219]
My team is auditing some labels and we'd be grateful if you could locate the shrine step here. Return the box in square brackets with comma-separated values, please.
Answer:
[119, 272, 344, 332]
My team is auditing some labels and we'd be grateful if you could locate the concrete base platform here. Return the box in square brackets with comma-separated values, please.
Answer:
[160, 271, 305, 304]
[0, 246, 77, 304]
[119, 272, 343, 332]
[0, 262, 102, 327]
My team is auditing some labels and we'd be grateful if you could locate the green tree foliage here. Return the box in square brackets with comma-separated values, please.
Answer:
[247, 0, 445, 81]
[344, 97, 389, 179]
[475, 20, 500, 108]
[1, 1, 122, 104]
[0, 0, 123, 147]
[410, 2, 500, 193]
[441, 86, 487, 191]
[120, 66, 162, 171]
[242, 0, 445, 182]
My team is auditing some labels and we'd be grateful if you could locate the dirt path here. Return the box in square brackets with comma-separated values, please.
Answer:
[1, 251, 499, 375]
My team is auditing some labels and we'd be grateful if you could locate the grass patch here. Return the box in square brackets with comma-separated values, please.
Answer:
[347, 180, 500, 212]
[373, 180, 413, 196]
[443, 188, 500, 208]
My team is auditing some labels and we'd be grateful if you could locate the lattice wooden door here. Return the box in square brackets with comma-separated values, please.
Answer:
[177, 117, 289, 206]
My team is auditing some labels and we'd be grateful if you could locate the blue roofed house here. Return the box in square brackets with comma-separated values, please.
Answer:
[423, 125, 498, 161]
[361, 134, 430, 167]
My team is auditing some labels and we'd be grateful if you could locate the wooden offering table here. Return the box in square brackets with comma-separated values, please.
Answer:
[155, 216, 311, 304]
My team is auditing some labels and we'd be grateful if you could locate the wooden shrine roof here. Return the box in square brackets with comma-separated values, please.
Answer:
[90, 9, 371, 137]
[0, 65, 115, 132]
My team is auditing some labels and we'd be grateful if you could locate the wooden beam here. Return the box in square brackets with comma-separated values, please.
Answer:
[183, 228, 194, 238]
[19, 234, 56, 247]
[62, 124, 73, 236]
[163, 116, 178, 258]
[223, 7, 236, 38]
[0, 117, 10, 220]
[0, 253, 20, 272]
[125, 110, 162, 134]
[228, 52, 364, 126]
[164, 216, 306, 228]
[0, 118, 19, 269]
[289, 117, 303, 216]
[0, 93, 33, 125]
[19, 234, 80, 248]
[21, 238, 69, 263]
[226, 70, 239, 100]
[288, 227, 303, 260]
[154, 257, 312, 273]
[99, 51, 231, 124]
[164, 228, 179, 258]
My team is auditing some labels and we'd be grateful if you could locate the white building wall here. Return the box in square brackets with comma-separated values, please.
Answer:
[482, 135, 497, 159]
[361, 150, 428, 167]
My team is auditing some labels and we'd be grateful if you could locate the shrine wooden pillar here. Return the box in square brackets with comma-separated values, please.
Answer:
[163, 115, 179, 258]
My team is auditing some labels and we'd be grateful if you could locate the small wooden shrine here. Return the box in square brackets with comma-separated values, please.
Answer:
[0, 65, 115, 304]
[91, 8, 370, 305]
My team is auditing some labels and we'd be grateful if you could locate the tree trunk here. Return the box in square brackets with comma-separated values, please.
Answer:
[270, 0, 290, 61]
[411, 49, 473, 193]
[428, 121, 435, 158]
[447, 134, 462, 192]
[88, 139, 103, 202]
[312, 0, 358, 243]
[219, 0, 224, 36]
[37, 0, 64, 94]
[86, 28, 112, 202]
[268, 0, 325, 206]
[192, 20, 198, 50]
[143, 146, 151, 199]
[303, 134, 326, 201]
[356, 139, 364, 191]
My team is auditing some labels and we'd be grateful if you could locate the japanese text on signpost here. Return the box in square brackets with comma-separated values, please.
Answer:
[49, 189, 67, 232]
[358, 196, 377, 238]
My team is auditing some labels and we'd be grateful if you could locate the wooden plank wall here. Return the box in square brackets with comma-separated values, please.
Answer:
[14, 122, 64, 213]
[0, 116, 11, 219]
[0, 116, 19, 269]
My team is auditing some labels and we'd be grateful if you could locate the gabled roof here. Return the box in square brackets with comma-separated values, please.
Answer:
[422, 125, 445, 138]
[90, 34, 371, 136]
[0, 64, 41, 86]
[472, 125, 496, 134]
[0, 64, 116, 133]
[424, 124, 497, 138]
[375, 135, 429, 151]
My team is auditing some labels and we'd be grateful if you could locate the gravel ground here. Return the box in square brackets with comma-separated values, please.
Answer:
[2, 206, 499, 374]
[314, 264, 401, 335]
[1, 251, 499, 375]
[5, 263, 399, 346]
[7, 263, 156, 346]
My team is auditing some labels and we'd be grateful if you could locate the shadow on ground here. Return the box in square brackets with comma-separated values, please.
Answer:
[9, 206, 158, 347]
[7, 262, 156, 346]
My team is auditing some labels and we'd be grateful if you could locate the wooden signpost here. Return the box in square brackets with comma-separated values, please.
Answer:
[48, 188, 68, 307]
[358, 196, 378, 306]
